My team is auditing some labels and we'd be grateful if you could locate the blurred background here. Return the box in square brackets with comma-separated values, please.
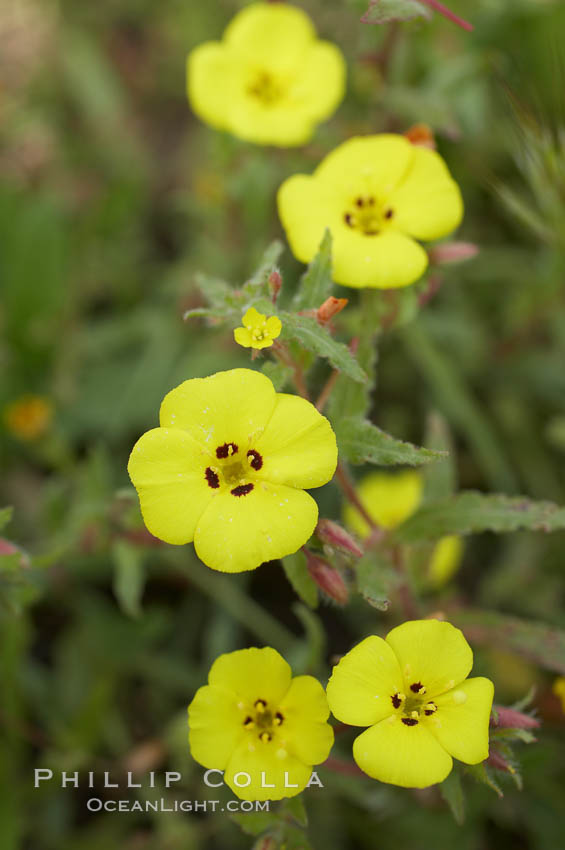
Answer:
[1, 0, 565, 847]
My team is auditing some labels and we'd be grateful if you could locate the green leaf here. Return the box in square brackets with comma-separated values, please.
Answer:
[293, 230, 333, 310]
[229, 811, 275, 837]
[395, 491, 565, 542]
[112, 540, 144, 618]
[451, 610, 565, 674]
[0, 507, 13, 533]
[361, 0, 431, 25]
[440, 770, 465, 824]
[262, 360, 293, 391]
[355, 551, 396, 611]
[282, 551, 318, 610]
[335, 417, 444, 466]
[464, 762, 504, 798]
[279, 313, 366, 383]
[281, 795, 308, 827]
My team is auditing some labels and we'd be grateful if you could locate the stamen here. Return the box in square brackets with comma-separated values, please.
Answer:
[205, 467, 220, 488]
[344, 213, 355, 227]
[216, 442, 238, 459]
[410, 682, 426, 695]
[231, 483, 254, 497]
[254, 699, 267, 712]
[424, 702, 437, 716]
[260, 732, 271, 742]
[401, 717, 419, 726]
[391, 692, 405, 709]
[247, 449, 263, 470]
[384, 208, 394, 220]
[274, 712, 284, 725]
[243, 716, 254, 728]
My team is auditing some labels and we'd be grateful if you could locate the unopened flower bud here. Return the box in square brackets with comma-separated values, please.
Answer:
[428, 242, 479, 265]
[316, 519, 363, 558]
[487, 747, 515, 774]
[268, 269, 282, 302]
[306, 553, 349, 605]
[317, 296, 348, 323]
[404, 123, 436, 149]
[0, 538, 30, 568]
[490, 706, 540, 730]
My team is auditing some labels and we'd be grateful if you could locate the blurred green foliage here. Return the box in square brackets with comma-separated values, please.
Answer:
[1, 0, 565, 848]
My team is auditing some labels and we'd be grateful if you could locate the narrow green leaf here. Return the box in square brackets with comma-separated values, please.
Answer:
[243, 240, 284, 293]
[422, 412, 456, 503]
[229, 811, 276, 837]
[335, 416, 444, 466]
[282, 551, 318, 610]
[282, 795, 308, 827]
[0, 507, 13, 533]
[356, 552, 396, 611]
[464, 762, 504, 798]
[262, 360, 293, 391]
[280, 313, 366, 383]
[112, 540, 144, 618]
[361, 0, 431, 25]
[452, 610, 565, 674]
[440, 770, 465, 825]
[293, 230, 333, 310]
[395, 491, 565, 542]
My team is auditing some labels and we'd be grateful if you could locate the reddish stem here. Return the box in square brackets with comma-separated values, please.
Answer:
[421, 0, 473, 31]
[335, 462, 380, 535]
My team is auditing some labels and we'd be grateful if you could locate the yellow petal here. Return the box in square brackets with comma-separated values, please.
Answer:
[227, 97, 315, 147]
[353, 715, 453, 788]
[277, 174, 337, 263]
[159, 368, 276, 449]
[387, 147, 463, 240]
[188, 684, 245, 770]
[428, 535, 463, 588]
[194, 480, 318, 572]
[224, 737, 312, 801]
[255, 394, 337, 489]
[278, 675, 334, 764]
[224, 2, 315, 71]
[208, 647, 292, 706]
[315, 135, 415, 196]
[386, 619, 473, 697]
[186, 42, 231, 130]
[265, 316, 282, 338]
[343, 470, 423, 538]
[127, 428, 213, 544]
[242, 307, 264, 329]
[332, 228, 428, 289]
[326, 636, 404, 726]
[234, 327, 253, 347]
[430, 677, 494, 764]
[289, 41, 346, 122]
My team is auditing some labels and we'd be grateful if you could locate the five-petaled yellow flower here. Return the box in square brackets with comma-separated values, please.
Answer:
[326, 620, 494, 788]
[128, 369, 337, 572]
[186, 2, 346, 147]
[343, 470, 463, 587]
[234, 307, 282, 350]
[188, 647, 334, 800]
[278, 134, 463, 289]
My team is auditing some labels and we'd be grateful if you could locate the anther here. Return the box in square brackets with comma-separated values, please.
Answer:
[260, 732, 272, 742]
[254, 699, 267, 712]
[216, 442, 238, 459]
[274, 712, 284, 725]
[391, 692, 405, 709]
[247, 449, 263, 470]
[205, 467, 220, 489]
[410, 682, 426, 695]
[424, 702, 437, 716]
[401, 717, 419, 726]
[243, 716, 254, 728]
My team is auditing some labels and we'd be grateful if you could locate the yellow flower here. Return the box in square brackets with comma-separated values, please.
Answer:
[3, 394, 53, 441]
[343, 470, 463, 587]
[552, 677, 565, 713]
[326, 620, 494, 788]
[188, 647, 334, 800]
[234, 307, 282, 350]
[278, 134, 463, 288]
[186, 2, 346, 147]
[128, 369, 337, 572]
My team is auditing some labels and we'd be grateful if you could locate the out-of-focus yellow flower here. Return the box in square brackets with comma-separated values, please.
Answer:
[343, 470, 463, 587]
[552, 677, 565, 712]
[187, 3, 346, 147]
[326, 620, 494, 788]
[3, 394, 53, 441]
[278, 134, 463, 288]
[188, 647, 334, 800]
[234, 307, 282, 350]
[128, 369, 337, 572]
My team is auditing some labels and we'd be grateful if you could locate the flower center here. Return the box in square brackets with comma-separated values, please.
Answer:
[204, 443, 263, 496]
[343, 195, 394, 236]
[246, 70, 284, 107]
[391, 681, 437, 726]
[242, 698, 285, 743]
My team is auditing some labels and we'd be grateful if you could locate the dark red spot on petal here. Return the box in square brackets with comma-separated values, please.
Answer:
[247, 449, 263, 470]
[274, 712, 284, 725]
[391, 693, 402, 709]
[216, 442, 238, 459]
[384, 208, 394, 220]
[401, 717, 419, 726]
[410, 682, 424, 693]
[344, 213, 354, 227]
[205, 467, 220, 488]
[355, 197, 364, 207]
[231, 483, 254, 497]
